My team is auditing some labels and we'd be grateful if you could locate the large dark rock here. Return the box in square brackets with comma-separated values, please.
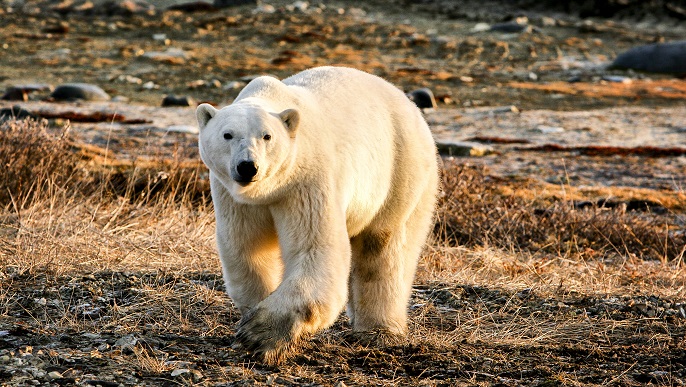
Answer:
[609, 41, 686, 74]
[162, 95, 196, 107]
[407, 88, 437, 110]
[50, 83, 111, 102]
[2, 84, 53, 101]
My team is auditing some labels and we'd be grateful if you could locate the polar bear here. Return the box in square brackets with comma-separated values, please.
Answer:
[196, 66, 439, 363]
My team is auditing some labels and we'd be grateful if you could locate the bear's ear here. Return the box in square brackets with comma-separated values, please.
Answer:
[279, 108, 299, 137]
[196, 103, 218, 131]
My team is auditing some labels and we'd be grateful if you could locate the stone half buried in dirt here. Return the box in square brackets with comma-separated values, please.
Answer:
[162, 95, 196, 107]
[2, 84, 53, 101]
[407, 88, 437, 111]
[435, 140, 494, 157]
[50, 83, 111, 102]
[609, 40, 686, 75]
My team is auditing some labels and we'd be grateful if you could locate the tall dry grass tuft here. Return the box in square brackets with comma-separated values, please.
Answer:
[0, 119, 82, 207]
[437, 160, 686, 261]
[0, 119, 217, 277]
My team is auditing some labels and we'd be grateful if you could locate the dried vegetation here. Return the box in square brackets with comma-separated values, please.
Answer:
[0, 119, 685, 386]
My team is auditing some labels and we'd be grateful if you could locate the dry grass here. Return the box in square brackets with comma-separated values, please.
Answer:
[1, 118, 684, 385]
[437, 160, 686, 262]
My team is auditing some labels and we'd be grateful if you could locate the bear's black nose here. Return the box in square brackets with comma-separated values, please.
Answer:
[236, 161, 258, 181]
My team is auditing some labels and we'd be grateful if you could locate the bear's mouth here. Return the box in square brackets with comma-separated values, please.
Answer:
[234, 178, 256, 187]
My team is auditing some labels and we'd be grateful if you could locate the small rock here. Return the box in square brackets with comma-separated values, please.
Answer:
[152, 33, 167, 42]
[436, 140, 494, 157]
[601, 75, 632, 84]
[214, 0, 255, 8]
[609, 40, 686, 74]
[1, 87, 27, 101]
[487, 105, 520, 114]
[50, 83, 111, 101]
[117, 75, 142, 84]
[47, 371, 64, 380]
[142, 48, 188, 63]
[223, 80, 245, 90]
[347, 7, 366, 18]
[540, 16, 557, 26]
[162, 95, 195, 107]
[471, 22, 491, 32]
[101, 0, 156, 16]
[141, 81, 159, 90]
[114, 334, 137, 350]
[286, 1, 308, 12]
[171, 368, 190, 377]
[535, 125, 565, 134]
[528, 72, 538, 81]
[406, 88, 437, 110]
[251, 3, 275, 13]
[42, 21, 70, 34]
[459, 76, 474, 83]
[489, 21, 530, 33]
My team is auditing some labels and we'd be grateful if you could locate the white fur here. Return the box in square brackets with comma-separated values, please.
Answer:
[197, 66, 439, 361]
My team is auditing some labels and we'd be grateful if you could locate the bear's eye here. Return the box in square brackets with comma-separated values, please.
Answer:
[263, 134, 272, 141]
[223, 133, 233, 140]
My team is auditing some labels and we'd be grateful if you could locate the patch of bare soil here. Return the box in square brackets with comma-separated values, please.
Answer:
[2, 270, 685, 386]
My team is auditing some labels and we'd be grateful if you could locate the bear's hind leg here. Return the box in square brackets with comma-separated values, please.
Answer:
[348, 190, 436, 344]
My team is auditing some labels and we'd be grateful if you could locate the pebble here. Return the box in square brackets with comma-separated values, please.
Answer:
[142, 48, 188, 62]
[117, 75, 143, 84]
[162, 95, 195, 107]
[171, 368, 190, 377]
[223, 80, 245, 90]
[251, 4, 275, 14]
[142, 81, 159, 90]
[471, 22, 491, 32]
[47, 371, 64, 380]
[601, 75, 632, 84]
[435, 140, 494, 157]
[535, 125, 565, 134]
[50, 83, 111, 101]
[101, 0, 156, 16]
[286, 1, 308, 12]
[489, 21, 530, 33]
[114, 334, 138, 350]
[610, 40, 686, 74]
[406, 88, 437, 110]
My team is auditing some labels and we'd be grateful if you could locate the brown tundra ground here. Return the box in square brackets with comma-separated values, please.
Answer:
[0, 0, 685, 386]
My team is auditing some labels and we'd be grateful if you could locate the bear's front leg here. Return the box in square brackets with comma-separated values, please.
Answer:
[234, 193, 350, 363]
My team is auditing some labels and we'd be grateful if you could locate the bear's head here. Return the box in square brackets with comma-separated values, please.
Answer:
[196, 100, 299, 203]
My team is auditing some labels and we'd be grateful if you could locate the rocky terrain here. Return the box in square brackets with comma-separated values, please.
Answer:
[0, 0, 685, 386]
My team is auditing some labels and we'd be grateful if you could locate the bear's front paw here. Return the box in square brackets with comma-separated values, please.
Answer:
[235, 306, 302, 364]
